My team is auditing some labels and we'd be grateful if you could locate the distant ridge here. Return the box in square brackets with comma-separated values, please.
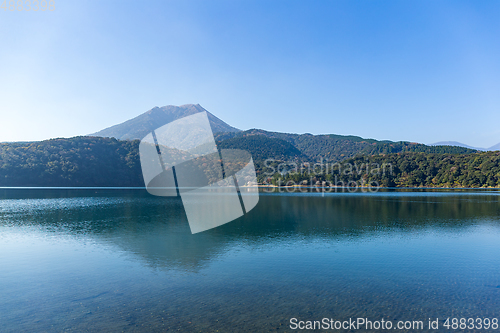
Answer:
[431, 141, 500, 151]
[90, 104, 240, 140]
[431, 141, 486, 151]
[488, 142, 500, 151]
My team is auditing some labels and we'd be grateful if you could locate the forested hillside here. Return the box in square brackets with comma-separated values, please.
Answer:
[0, 137, 142, 187]
[215, 130, 477, 162]
[269, 152, 500, 188]
[0, 136, 498, 188]
[217, 135, 306, 161]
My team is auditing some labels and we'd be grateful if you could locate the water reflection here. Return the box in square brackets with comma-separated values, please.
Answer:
[1, 189, 499, 272]
[1, 189, 500, 332]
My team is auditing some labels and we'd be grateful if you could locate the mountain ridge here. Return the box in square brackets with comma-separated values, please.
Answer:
[90, 104, 240, 140]
[1, 105, 497, 188]
[89, 104, 481, 162]
[431, 141, 500, 152]
[488, 142, 500, 151]
[90, 104, 499, 152]
[214, 129, 478, 162]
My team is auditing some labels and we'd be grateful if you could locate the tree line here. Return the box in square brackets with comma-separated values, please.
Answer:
[260, 152, 500, 188]
[0, 136, 498, 188]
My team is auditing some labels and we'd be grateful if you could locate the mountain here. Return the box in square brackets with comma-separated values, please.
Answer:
[431, 141, 500, 152]
[430, 141, 486, 151]
[90, 104, 240, 140]
[488, 143, 500, 151]
[215, 129, 478, 162]
[0, 103, 493, 187]
[91, 104, 479, 160]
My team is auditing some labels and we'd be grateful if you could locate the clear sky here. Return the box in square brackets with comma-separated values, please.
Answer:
[1, 0, 499, 147]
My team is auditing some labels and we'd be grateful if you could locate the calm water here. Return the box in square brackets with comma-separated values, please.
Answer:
[1, 189, 500, 332]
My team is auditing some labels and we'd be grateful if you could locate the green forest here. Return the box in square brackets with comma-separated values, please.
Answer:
[215, 129, 476, 162]
[0, 137, 143, 187]
[262, 152, 500, 188]
[0, 135, 499, 188]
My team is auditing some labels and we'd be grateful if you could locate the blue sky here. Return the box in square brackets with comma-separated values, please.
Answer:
[1, 0, 499, 147]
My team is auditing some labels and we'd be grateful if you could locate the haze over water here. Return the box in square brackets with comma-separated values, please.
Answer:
[1, 189, 500, 332]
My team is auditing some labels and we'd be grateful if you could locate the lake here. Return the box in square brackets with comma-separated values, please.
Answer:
[1, 189, 500, 332]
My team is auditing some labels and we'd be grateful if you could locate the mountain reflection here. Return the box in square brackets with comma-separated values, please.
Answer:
[1, 189, 499, 272]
